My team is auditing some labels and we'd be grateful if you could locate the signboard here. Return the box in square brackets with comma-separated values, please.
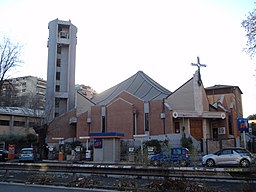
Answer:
[218, 127, 226, 134]
[94, 138, 103, 149]
[8, 144, 15, 160]
[237, 118, 249, 132]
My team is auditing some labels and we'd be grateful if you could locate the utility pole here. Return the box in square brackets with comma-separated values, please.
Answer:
[191, 56, 207, 86]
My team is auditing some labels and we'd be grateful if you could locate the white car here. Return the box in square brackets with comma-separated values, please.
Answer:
[202, 147, 255, 168]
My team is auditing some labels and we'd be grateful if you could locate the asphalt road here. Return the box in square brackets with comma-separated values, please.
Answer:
[0, 182, 117, 192]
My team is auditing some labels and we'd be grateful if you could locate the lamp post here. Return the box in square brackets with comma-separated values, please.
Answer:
[86, 117, 91, 135]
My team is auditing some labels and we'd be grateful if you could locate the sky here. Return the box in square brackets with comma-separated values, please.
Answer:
[0, 0, 255, 117]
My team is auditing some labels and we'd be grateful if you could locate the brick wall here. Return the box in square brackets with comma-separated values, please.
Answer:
[86, 91, 174, 139]
[47, 109, 76, 143]
[48, 91, 175, 142]
[76, 111, 89, 139]
[107, 98, 134, 139]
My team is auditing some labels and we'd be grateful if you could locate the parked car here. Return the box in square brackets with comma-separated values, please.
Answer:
[202, 147, 256, 168]
[19, 148, 36, 162]
[0, 149, 8, 162]
[150, 147, 190, 166]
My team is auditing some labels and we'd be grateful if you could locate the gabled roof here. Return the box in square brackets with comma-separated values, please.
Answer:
[169, 77, 193, 95]
[92, 71, 172, 105]
[166, 71, 209, 112]
[76, 91, 96, 115]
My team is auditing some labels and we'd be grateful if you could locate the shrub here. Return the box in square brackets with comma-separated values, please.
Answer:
[181, 134, 193, 151]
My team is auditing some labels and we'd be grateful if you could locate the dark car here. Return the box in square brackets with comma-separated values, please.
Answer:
[0, 149, 8, 162]
[202, 147, 256, 168]
[150, 147, 190, 166]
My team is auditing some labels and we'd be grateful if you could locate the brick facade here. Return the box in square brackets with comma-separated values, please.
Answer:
[74, 91, 175, 140]
[47, 109, 76, 143]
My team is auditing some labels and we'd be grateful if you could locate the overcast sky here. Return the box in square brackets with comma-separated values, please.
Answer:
[0, 0, 255, 117]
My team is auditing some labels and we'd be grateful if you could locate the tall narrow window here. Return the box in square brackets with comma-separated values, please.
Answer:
[144, 102, 149, 132]
[102, 116, 106, 133]
[228, 115, 233, 135]
[101, 106, 106, 133]
[145, 113, 149, 131]
[57, 46, 61, 54]
[55, 85, 60, 92]
[56, 72, 60, 80]
[133, 113, 136, 135]
[55, 98, 60, 107]
[175, 122, 180, 133]
[56, 59, 61, 67]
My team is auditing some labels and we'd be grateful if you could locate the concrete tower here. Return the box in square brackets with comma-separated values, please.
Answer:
[45, 19, 77, 123]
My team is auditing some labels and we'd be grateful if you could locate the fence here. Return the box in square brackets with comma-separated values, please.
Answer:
[205, 138, 236, 154]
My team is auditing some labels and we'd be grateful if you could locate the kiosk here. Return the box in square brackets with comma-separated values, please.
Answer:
[90, 132, 124, 162]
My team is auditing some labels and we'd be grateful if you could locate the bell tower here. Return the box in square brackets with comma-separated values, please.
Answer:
[45, 19, 77, 123]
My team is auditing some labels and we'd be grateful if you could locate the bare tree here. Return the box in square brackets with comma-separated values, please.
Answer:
[0, 36, 23, 95]
[242, 4, 256, 57]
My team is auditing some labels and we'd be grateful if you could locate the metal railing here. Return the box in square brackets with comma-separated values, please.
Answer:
[0, 162, 255, 182]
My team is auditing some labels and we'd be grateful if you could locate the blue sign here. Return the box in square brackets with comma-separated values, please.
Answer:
[237, 118, 249, 132]
[94, 138, 103, 149]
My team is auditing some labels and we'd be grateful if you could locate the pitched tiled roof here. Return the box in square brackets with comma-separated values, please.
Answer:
[92, 71, 172, 105]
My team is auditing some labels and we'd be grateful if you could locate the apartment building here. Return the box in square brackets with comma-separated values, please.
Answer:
[75, 84, 97, 99]
[0, 76, 46, 110]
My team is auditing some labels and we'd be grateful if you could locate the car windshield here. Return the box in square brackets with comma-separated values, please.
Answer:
[172, 149, 182, 155]
[22, 150, 33, 154]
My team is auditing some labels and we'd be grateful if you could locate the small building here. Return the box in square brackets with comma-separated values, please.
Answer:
[0, 106, 44, 136]
[205, 84, 243, 139]
[90, 132, 124, 162]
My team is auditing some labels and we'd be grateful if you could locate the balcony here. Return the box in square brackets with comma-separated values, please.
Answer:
[58, 31, 70, 44]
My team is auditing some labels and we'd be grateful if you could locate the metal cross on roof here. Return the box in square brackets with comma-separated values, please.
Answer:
[191, 56, 207, 86]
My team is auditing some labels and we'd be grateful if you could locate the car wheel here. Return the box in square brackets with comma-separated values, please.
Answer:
[152, 160, 160, 166]
[179, 160, 187, 167]
[240, 159, 250, 168]
[206, 159, 215, 167]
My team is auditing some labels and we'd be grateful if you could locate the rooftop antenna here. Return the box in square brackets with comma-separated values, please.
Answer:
[191, 56, 207, 86]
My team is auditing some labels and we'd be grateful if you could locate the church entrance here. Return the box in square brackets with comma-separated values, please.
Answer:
[190, 119, 203, 140]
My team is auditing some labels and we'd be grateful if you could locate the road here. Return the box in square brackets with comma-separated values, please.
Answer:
[0, 182, 117, 192]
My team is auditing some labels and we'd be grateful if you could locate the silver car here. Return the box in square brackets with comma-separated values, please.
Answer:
[19, 148, 36, 162]
[202, 147, 255, 168]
